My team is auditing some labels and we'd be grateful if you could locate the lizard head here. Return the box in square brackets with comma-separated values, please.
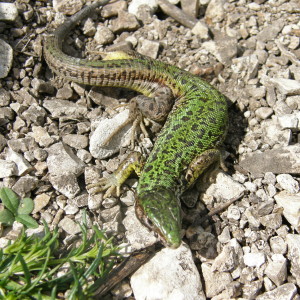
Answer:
[135, 188, 182, 248]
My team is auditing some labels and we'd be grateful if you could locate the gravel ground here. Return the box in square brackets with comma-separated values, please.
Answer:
[0, 0, 300, 299]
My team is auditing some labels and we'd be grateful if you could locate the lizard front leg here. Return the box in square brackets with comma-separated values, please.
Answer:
[87, 152, 143, 197]
[182, 149, 224, 207]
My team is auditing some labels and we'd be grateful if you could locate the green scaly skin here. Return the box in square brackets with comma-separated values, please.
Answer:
[44, 1, 228, 248]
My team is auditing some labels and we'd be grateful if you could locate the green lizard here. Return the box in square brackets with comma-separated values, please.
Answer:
[44, 0, 228, 248]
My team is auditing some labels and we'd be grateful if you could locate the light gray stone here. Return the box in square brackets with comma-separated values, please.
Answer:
[257, 20, 284, 43]
[43, 100, 87, 119]
[53, 0, 83, 15]
[257, 200, 274, 216]
[255, 107, 273, 120]
[278, 114, 299, 130]
[0, 39, 13, 79]
[64, 203, 79, 215]
[231, 54, 259, 80]
[94, 25, 115, 45]
[56, 83, 73, 99]
[31, 126, 54, 147]
[32, 193, 51, 214]
[201, 263, 233, 298]
[192, 21, 209, 39]
[276, 174, 299, 194]
[218, 226, 231, 243]
[0, 159, 18, 178]
[275, 191, 300, 232]
[8, 137, 37, 153]
[204, 172, 246, 203]
[239, 145, 300, 175]
[208, 30, 238, 65]
[242, 280, 263, 299]
[212, 239, 242, 272]
[112, 10, 140, 33]
[111, 282, 132, 299]
[62, 134, 89, 150]
[47, 142, 85, 176]
[100, 205, 122, 223]
[22, 104, 47, 126]
[286, 234, 300, 286]
[101, 0, 127, 18]
[89, 109, 133, 159]
[205, 0, 225, 23]
[265, 254, 287, 286]
[248, 86, 266, 99]
[102, 197, 118, 209]
[123, 207, 158, 250]
[71, 193, 88, 208]
[58, 216, 81, 235]
[6, 148, 33, 176]
[120, 190, 135, 206]
[243, 252, 265, 267]
[259, 213, 282, 230]
[82, 18, 96, 36]
[0, 3, 18, 21]
[138, 39, 160, 59]
[131, 244, 205, 300]
[77, 149, 92, 163]
[270, 236, 287, 254]
[227, 205, 241, 221]
[128, 0, 157, 16]
[256, 283, 297, 300]
[12, 175, 38, 198]
[49, 173, 81, 198]
[262, 121, 291, 147]
[271, 78, 300, 96]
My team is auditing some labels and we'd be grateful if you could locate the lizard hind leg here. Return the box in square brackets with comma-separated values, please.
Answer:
[135, 86, 174, 122]
[101, 86, 174, 149]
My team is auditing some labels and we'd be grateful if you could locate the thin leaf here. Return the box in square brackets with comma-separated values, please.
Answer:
[18, 255, 31, 288]
[17, 198, 34, 215]
[67, 261, 82, 300]
[0, 188, 19, 215]
[50, 285, 57, 300]
[15, 215, 38, 229]
[23, 248, 51, 294]
[0, 209, 14, 226]
[82, 244, 103, 280]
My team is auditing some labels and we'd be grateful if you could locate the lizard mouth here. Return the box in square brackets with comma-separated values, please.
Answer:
[135, 201, 181, 248]
[135, 201, 167, 243]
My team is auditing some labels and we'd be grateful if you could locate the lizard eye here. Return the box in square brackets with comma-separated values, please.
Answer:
[144, 217, 153, 229]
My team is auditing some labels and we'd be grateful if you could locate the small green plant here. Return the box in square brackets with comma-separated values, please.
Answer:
[0, 187, 38, 229]
[0, 215, 121, 299]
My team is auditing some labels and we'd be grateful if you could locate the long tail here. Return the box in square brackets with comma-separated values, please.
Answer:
[54, 1, 110, 42]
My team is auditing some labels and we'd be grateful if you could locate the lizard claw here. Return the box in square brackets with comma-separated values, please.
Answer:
[87, 174, 121, 198]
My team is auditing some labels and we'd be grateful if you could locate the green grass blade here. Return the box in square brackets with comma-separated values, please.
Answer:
[18, 255, 31, 288]
[22, 248, 51, 294]
[82, 245, 103, 280]
[67, 261, 82, 300]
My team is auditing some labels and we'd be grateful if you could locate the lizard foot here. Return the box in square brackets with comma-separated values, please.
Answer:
[87, 152, 143, 198]
[101, 100, 148, 150]
[87, 174, 121, 198]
